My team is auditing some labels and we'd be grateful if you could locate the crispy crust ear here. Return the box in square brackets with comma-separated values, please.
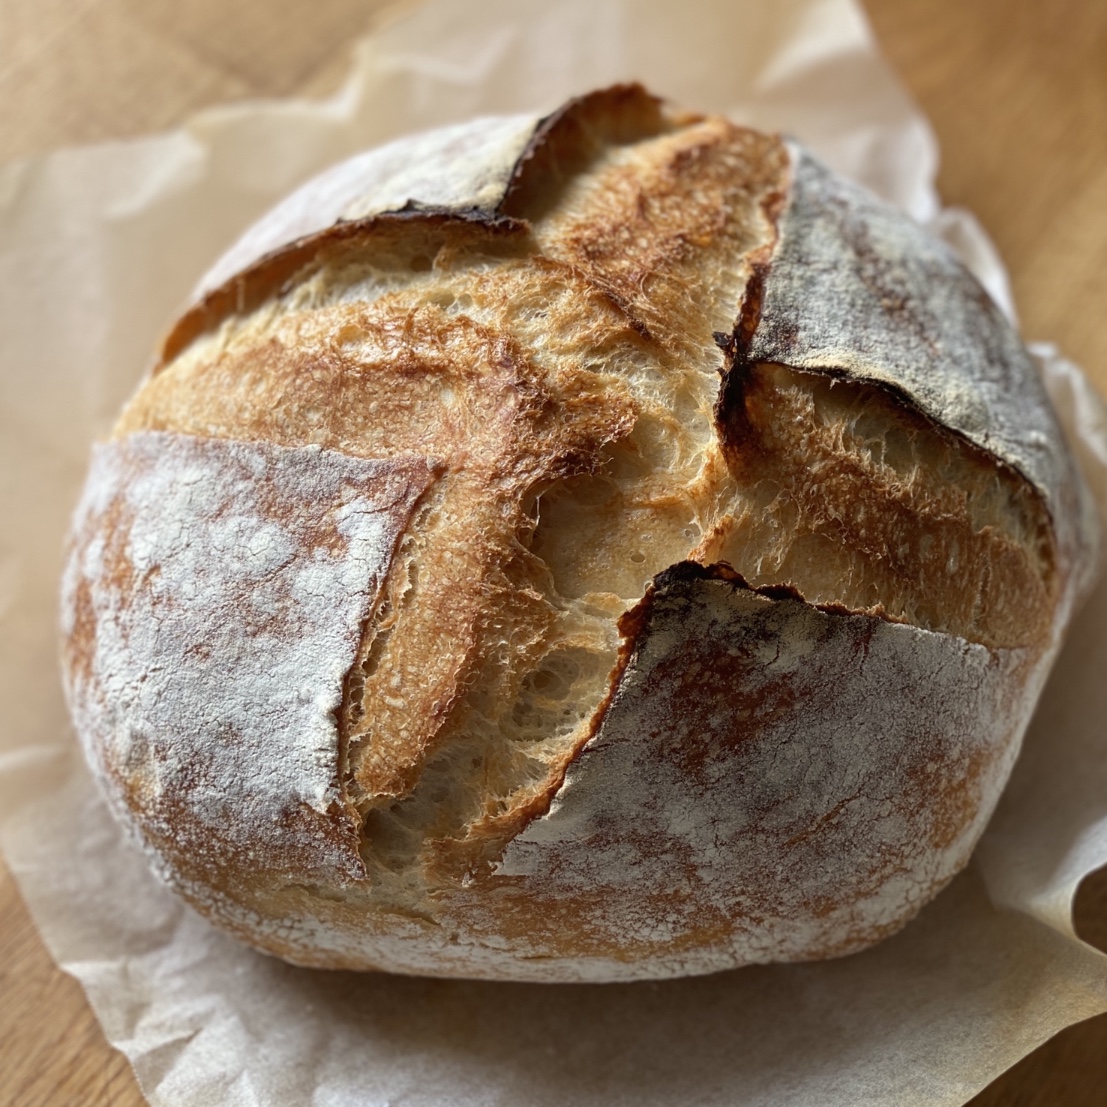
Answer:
[743, 144, 1090, 581]
[468, 565, 1035, 977]
[500, 83, 677, 220]
[60, 87, 1096, 982]
[159, 211, 533, 367]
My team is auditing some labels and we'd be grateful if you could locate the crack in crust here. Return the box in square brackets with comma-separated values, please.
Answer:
[485, 566, 1036, 977]
[60, 85, 1092, 981]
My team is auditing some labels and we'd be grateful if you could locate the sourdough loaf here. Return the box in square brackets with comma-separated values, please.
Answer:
[60, 85, 1097, 982]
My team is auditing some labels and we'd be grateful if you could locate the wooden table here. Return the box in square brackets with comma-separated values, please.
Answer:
[2, 1, 1106, 1103]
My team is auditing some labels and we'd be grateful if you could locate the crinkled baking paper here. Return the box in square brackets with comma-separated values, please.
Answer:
[3, 1, 1107, 1104]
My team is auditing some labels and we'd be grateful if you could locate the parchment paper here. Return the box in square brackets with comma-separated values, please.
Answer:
[3, 1, 1107, 1104]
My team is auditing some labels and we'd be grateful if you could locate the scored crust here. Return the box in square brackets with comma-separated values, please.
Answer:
[61, 85, 1095, 981]
[61, 433, 439, 891]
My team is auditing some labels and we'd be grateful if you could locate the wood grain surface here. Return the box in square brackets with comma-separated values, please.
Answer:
[1, 1, 1106, 1104]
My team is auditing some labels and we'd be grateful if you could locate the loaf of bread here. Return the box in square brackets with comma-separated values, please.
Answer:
[60, 85, 1096, 982]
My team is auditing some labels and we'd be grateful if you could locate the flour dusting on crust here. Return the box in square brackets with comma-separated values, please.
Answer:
[198, 113, 541, 296]
[487, 568, 1041, 976]
[57, 87, 1097, 983]
[61, 431, 437, 887]
[749, 144, 1083, 558]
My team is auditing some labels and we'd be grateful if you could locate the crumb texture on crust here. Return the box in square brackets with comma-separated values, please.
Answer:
[484, 568, 1035, 978]
[748, 145, 1082, 565]
[60, 85, 1090, 981]
[712, 362, 1058, 650]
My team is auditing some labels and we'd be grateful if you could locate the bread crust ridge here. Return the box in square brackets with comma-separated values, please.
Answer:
[59, 85, 1097, 982]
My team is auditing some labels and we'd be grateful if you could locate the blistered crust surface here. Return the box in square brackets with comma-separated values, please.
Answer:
[61, 431, 437, 884]
[748, 145, 1076, 545]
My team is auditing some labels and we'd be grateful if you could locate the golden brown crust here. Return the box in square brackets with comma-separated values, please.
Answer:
[713, 362, 1058, 648]
[499, 83, 679, 221]
[59, 86, 1094, 982]
[158, 212, 533, 368]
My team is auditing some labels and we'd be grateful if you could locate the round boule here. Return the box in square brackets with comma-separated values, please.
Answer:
[60, 84, 1097, 983]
